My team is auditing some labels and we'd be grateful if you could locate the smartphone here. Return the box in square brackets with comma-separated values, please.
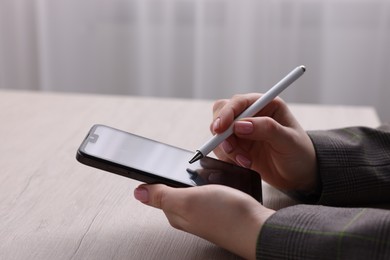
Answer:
[76, 124, 262, 202]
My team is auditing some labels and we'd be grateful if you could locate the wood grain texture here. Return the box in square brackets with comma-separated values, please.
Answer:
[0, 90, 380, 259]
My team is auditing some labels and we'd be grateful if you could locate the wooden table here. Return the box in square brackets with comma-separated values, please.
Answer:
[0, 90, 381, 259]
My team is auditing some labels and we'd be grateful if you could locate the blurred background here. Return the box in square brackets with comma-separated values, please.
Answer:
[1, 0, 389, 123]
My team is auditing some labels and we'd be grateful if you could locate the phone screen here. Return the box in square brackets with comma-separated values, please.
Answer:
[77, 124, 262, 202]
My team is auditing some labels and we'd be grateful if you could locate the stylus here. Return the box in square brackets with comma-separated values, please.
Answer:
[189, 65, 306, 164]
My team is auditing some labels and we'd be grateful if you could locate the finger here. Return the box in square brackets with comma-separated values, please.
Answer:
[234, 117, 297, 148]
[214, 116, 295, 168]
[210, 99, 228, 134]
[135, 184, 198, 232]
[255, 97, 300, 128]
[212, 99, 229, 118]
[213, 148, 237, 165]
[134, 184, 174, 209]
[211, 94, 261, 134]
[213, 139, 255, 169]
[213, 135, 240, 163]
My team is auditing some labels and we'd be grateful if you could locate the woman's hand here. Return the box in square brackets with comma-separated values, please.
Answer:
[134, 184, 275, 260]
[212, 93, 318, 193]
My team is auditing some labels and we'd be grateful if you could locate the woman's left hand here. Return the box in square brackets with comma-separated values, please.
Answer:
[134, 184, 275, 260]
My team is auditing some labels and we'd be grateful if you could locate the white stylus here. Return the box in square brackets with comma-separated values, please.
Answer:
[189, 65, 306, 164]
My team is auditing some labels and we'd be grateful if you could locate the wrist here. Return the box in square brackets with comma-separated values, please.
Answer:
[243, 208, 275, 260]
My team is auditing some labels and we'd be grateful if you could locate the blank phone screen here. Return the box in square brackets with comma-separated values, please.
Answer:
[78, 125, 262, 201]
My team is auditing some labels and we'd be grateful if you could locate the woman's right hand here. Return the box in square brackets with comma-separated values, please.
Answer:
[211, 93, 318, 193]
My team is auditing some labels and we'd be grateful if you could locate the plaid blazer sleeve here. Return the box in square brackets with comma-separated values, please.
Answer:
[257, 125, 390, 259]
[309, 124, 390, 206]
[257, 205, 390, 259]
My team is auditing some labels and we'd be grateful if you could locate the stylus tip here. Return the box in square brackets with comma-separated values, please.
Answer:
[189, 151, 204, 164]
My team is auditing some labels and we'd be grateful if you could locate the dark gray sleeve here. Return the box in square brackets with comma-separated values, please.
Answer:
[308, 125, 390, 206]
[257, 205, 390, 260]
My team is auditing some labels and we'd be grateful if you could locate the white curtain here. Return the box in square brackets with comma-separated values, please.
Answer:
[1, 0, 390, 122]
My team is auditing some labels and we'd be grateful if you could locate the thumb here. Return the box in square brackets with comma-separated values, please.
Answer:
[134, 184, 173, 209]
[234, 117, 296, 146]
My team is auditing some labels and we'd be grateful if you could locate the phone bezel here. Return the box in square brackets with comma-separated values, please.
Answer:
[76, 124, 262, 202]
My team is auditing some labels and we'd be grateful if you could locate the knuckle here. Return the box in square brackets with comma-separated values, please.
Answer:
[273, 96, 286, 107]
[231, 93, 243, 100]
[262, 117, 279, 132]
[154, 187, 167, 209]
[212, 99, 228, 112]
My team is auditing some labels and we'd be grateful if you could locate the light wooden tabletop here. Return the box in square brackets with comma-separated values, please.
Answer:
[0, 90, 381, 260]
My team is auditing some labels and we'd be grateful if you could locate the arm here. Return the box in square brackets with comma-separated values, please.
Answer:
[309, 125, 390, 206]
[212, 94, 390, 258]
[257, 125, 390, 259]
[135, 93, 390, 259]
[257, 204, 390, 259]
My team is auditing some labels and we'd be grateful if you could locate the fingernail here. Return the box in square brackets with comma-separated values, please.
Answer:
[213, 117, 221, 132]
[236, 154, 252, 168]
[221, 140, 233, 154]
[235, 121, 254, 135]
[134, 187, 149, 203]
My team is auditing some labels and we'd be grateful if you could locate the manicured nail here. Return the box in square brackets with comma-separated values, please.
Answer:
[221, 140, 233, 154]
[235, 121, 254, 135]
[213, 117, 221, 132]
[236, 154, 252, 168]
[134, 187, 149, 203]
